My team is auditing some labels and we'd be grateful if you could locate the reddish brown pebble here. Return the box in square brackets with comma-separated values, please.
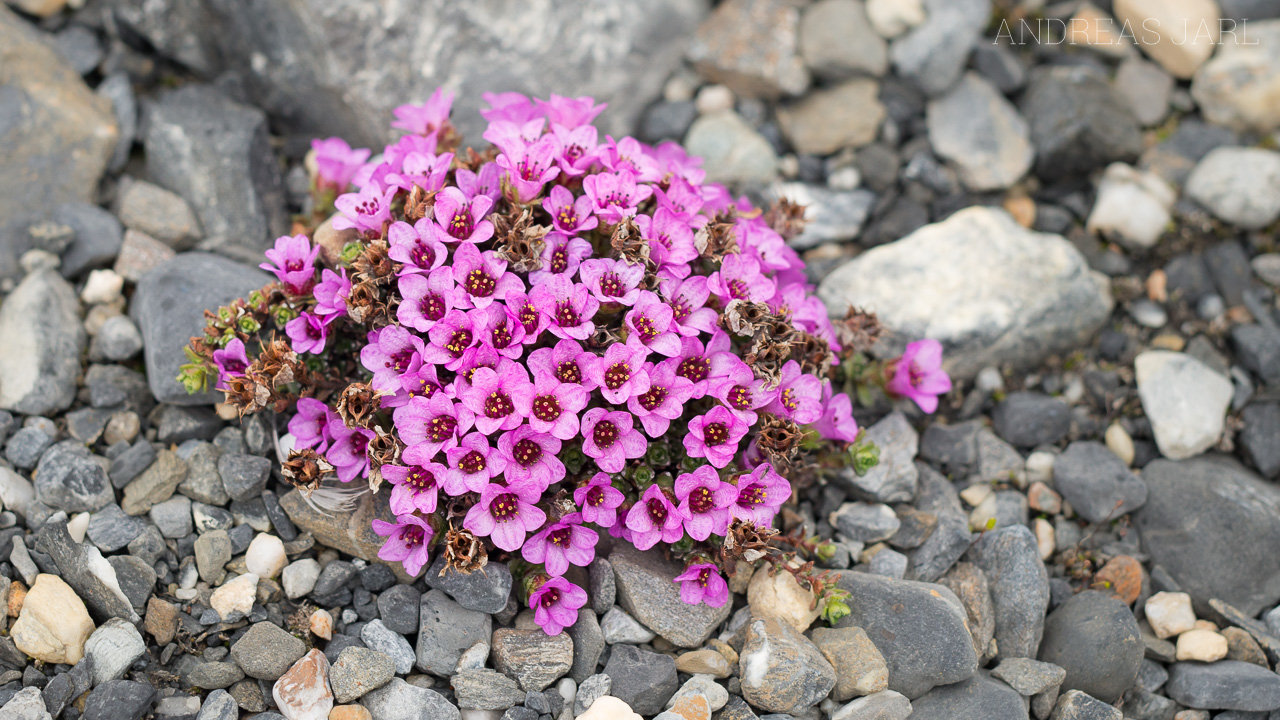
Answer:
[1094, 555, 1144, 605]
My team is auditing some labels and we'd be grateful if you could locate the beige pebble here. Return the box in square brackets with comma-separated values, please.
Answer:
[1145, 591, 1196, 639]
[1176, 629, 1228, 662]
[1105, 424, 1136, 466]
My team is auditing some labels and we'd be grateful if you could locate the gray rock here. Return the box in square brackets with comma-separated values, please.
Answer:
[90, 316, 144, 362]
[602, 644, 679, 716]
[1185, 146, 1280, 230]
[1241, 403, 1280, 479]
[818, 207, 1113, 381]
[798, 0, 886, 79]
[195, 530, 232, 584]
[121, 449, 188, 516]
[573, 674, 610, 716]
[776, 80, 884, 156]
[1139, 120, 1237, 189]
[600, 607, 656, 645]
[831, 571, 978, 699]
[130, 253, 270, 404]
[739, 618, 836, 714]
[113, 229, 175, 283]
[116, 179, 201, 249]
[992, 393, 1071, 448]
[86, 504, 149, 552]
[85, 364, 153, 415]
[54, 203, 122, 280]
[1165, 660, 1280, 711]
[1052, 442, 1148, 523]
[83, 680, 155, 720]
[109, 0, 223, 75]
[687, 0, 808, 98]
[491, 629, 572, 692]
[34, 518, 138, 622]
[376, 584, 420, 635]
[217, 453, 270, 502]
[830, 690, 911, 720]
[1136, 455, 1280, 616]
[907, 674, 1026, 719]
[610, 544, 732, 648]
[764, 184, 875, 250]
[1037, 591, 1142, 704]
[1190, 18, 1280, 134]
[450, 669, 525, 711]
[106, 554, 155, 611]
[588, 558, 615, 615]
[361, 678, 460, 720]
[1115, 57, 1172, 127]
[938, 562, 994, 662]
[0, 270, 85, 416]
[185, 660, 244, 689]
[0, 9, 117, 281]
[836, 411, 917, 503]
[968, 526, 1049, 660]
[5, 427, 53, 470]
[96, 72, 136, 175]
[84, 618, 146, 686]
[565, 608, 605, 683]
[1049, 690, 1121, 720]
[926, 72, 1033, 192]
[423, 556, 511, 614]
[831, 502, 900, 543]
[34, 441, 114, 513]
[889, 0, 989, 96]
[1233, 324, 1280, 387]
[194, 690, 237, 720]
[906, 464, 971, 583]
[193, 502, 234, 534]
[639, 101, 697, 144]
[330, 646, 396, 703]
[361, 620, 416, 675]
[7, 685, 53, 720]
[683, 111, 778, 186]
[230, 621, 307, 680]
[1021, 66, 1142, 181]
[178, 442, 229, 505]
[990, 657, 1066, 696]
[144, 85, 285, 253]
[150, 495, 194, 538]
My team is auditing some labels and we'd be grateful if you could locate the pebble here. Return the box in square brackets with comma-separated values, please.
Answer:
[121, 448, 188, 515]
[329, 647, 396, 703]
[83, 618, 146, 685]
[603, 644, 679, 716]
[588, 558, 615, 615]
[831, 690, 912, 720]
[1253, 254, 1280, 287]
[1115, 57, 1173, 127]
[1185, 147, 1280, 230]
[576, 697, 640, 720]
[210, 572, 258, 621]
[888, 0, 988, 96]
[990, 657, 1066, 696]
[116, 179, 202, 249]
[810, 626, 889, 701]
[423, 556, 512, 614]
[907, 672, 1026, 719]
[1165, 660, 1280, 712]
[1145, 591, 1196, 639]
[837, 411, 918, 504]
[34, 440, 114, 514]
[195, 529, 233, 584]
[866, 0, 924, 38]
[415, 588, 492, 677]
[686, 0, 809, 98]
[361, 678, 460, 720]
[1114, 0, 1222, 78]
[273, 649, 333, 720]
[1051, 441, 1148, 523]
[610, 546, 732, 648]
[1175, 629, 1228, 662]
[360, 620, 416, 676]
[1037, 590, 1143, 704]
[798, 0, 887, 79]
[310, 609, 333, 641]
[246, 533, 287, 579]
[1094, 555, 1143, 605]
[84, 680, 156, 720]
[1021, 66, 1141, 181]
[764, 183, 875, 249]
[451, 668, 526, 711]
[683, 111, 777, 186]
[231, 621, 307, 680]
[777, 80, 884, 156]
[1191, 18, 1280, 133]
[830, 502, 900, 543]
[968, 525, 1050, 661]
[491, 629, 572, 692]
[82, 269, 125, 305]
[675, 650, 731, 679]
[746, 565, 821, 632]
[1085, 163, 1175, 251]
[5, 427, 53, 470]
[10, 574, 95, 665]
[1050, 689, 1121, 719]
[1103, 424, 1135, 467]
[1135, 351, 1233, 460]
[992, 392, 1071, 448]
[926, 73, 1032, 191]
[601, 607, 656, 645]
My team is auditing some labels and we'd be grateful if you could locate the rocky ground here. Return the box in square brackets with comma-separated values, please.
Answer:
[1, 0, 1280, 719]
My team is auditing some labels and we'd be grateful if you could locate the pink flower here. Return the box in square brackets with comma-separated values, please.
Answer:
[382, 463, 445, 515]
[519, 372, 590, 441]
[528, 338, 596, 389]
[496, 134, 562, 203]
[529, 576, 587, 636]
[312, 137, 371, 192]
[816, 380, 859, 442]
[886, 339, 952, 414]
[503, 291, 549, 347]
[530, 233, 594, 288]
[388, 151, 453, 194]
[582, 171, 652, 225]
[542, 185, 598, 235]
[313, 267, 351, 317]
[452, 243, 524, 310]
[673, 563, 729, 607]
[469, 302, 525, 358]
[481, 91, 539, 124]
[580, 408, 647, 473]
[442, 432, 506, 496]
[522, 513, 597, 576]
[638, 209, 698, 273]
[624, 484, 684, 550]
[730, 463, 791, 526]
[212, 338, 251, 391]
[658, 276, 718, 337]
[260, 234, 320, 295]
[674, 465, 737, 540]
[548, 124, 600, 177]
[765, 361, 823, 425]
[536, 94, 606, 128]
[464, 482, 547, 552]
[453, 346, 506, 392]
[372, 514, 434, 577]
[573, 473, 625, 528]
[530, 275, 599, 341]
[384, 133, 439, 170]
[485, 119, 547, 157]
[497, 426, 565, 491]
[627, 361, 695, 437]
[578, 258, 645, 307]
[397, 267, 463, 332]
[707, 253, 776, 304]
[457, 365, 533, 435]
[326, 420, 374, 482]
[708, 359, 777, 425]
[583, 344, 650, 404]
[389, 364, 444, 408]
[394, 393, 474, 460]
[391, 88, 454, 136]
[289, 397, 333, 453]
[422, 309, 479, 370]
[599, 136, 662, 183]
[667, 331, 738, 399]
[333, 186, 397, 239]
[456, 162, 502, 202]
[653, 175, 704, 220]
[434, 187, 496, 244]
[388, 219, 448, 275]
[685, 406, 749, 469]
[360, 326, 425, 394]
[286, 312, 332, 355]
[624, 291, 681, 357]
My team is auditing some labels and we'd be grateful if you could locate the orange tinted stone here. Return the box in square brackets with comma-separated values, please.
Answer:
[1095, 555, 1143, 605]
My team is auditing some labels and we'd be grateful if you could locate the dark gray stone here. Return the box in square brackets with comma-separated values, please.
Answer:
[610, 544, 732, 648]
[1021, 66, 1141, 181]
[972, 43, 1026, 94]
[738, 617, 836, 714]
[0, 270, 85, 417]
[230, 621, 307, 680]
[376, 584, 419, 635]
[919, 420, 981, 477]
[34, 441, 113, 513]
[450, 669, 525, 711]
[1037, 591, 1142, 704]
[54, 203, 123, 279]
[968, 526, 1049, 660]
[87, 504, 148, 552]
[154, 405, 224, 444]
[1241, 403, 1280, 479]
[107, 554, 156, 611]
[1203, 241, 1254, 307]
[907, 464, 972, 583]
[261, 489, 298, 541]
[330, 646, 396, 703]
[85, 365, 154, 416]
[1232, 324, 1280, 387]
[217, 453, 271, 502]
[602, 644, 678, 716]
[1052, 442, 1148, 524]
[415, 588, 491, 677]
[588, 558, 615, 615]
[1048, 689, 1121, 719]
[130, 253, 270, 404]
[832, 570, 978, 699]
[194, 690, 237, 720]
[1165, 660, 1280, 712]
[423, 556, 511, 614]
[565, 608, 604, 683]
[4, 427, 52, 470]
[110, 440, 156, 489]
[83, 680, 155, 720]
[992, 392, 1071, 447]
[360, 678, 460, 720]
[639, 101, 697, 144]
[315, 560, 358, 596]
[1134, 455, 1280, 616]
[908, 673, 1027, 719]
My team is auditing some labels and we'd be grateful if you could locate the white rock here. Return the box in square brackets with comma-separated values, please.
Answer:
[67, 512, 90, 543]
[83, 618, 146, 685]
[866, 0, 925, 38]
[577, 696, 641, 720]
[1175, 629, 1229, 662]
[926, 73, 1033, 191]
[818, 207, 1113, 380]
[84, 544, 136, 620]
[1145, 591, 1197, 639]
[1191, 19, 1280, 133]
[10, 574, 95, 665]
[747, 564, 821, 632]
[600, 607, 656, 645]
[0, 467, 35, 518]
[668, 675, 729, 712]
[273, 649, 332, 720]
[1114, 0, 1220, 78]
[80, 269, 124, 305]
[211, 572, 259, 620]
[1254, 254, 1280, 287]
[557, 678, 577, 720]
[1025, 451, 1055, 485]
[282, 559, 321, 600]
[1086, 163, 1176, 251]
[0, 687, 52, 720]
[694, 85, 734, 115]
[832, 690, 912, 720]
[310, 609, 333, 640]
[460, 711, 501, 720]
[1185, 147, 1280, 230]
[1135, 351, 1233, 460]
[456, 641, 490, 672]
[245, 533, 287, 579]
[1033, 518, 1055, 561]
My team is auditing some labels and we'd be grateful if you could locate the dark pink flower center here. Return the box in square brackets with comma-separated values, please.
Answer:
[556, 360, 582, 384]
[448, 208, 474, 239]
[555, 301, 581, 328]
[647, 497, 668, 525]
[490, 319, 514, 349]
[727, 279, 749, 300]
[738, 484, 767, 507]
[593, 420, 618, 449]
[633, 315, 659, 341]
[491, 493, 521, 522]
[557, 206, 578, 229]
[286, 259, 305, 272]
[599, 272, 625, 298]
[484, 392, 515, 419]
[604, 362, 631, 391]
[459, 450, 487, 474]
[305, 321, 324, 341]
[638, 385, 667, 412]
[446, 329, 473, 358]
[222, 357, 248, 374]
[728, 386, 752, 410]
[519, 303, 540, 334]
[779, 388, 798, 412]
[421, 293, 447, 321]
[465, 268, 497, 298]
[550, 246, 569, 274]
[549, 527, 572, 548]
[671, 297, 691, 323]
[386, 349, 414, 371]
[411, 242, 437, 268]
[406, 467, 436, 491]
[350, 433, 369, 455]
[697, 567, 712, 587]
[689, 486, 714, 514]
[533, 394, 563, 423]
[514, 438, 542, 467]
[409, 378, 440, 400]
[401, 525, 426, 547]
[677, 356, 710, 384]
[427, 415, 457, 442]
[540, 587, 561, 607]
[703, 422, 728, 446]
[355, 199, 382, 216]
[585, 486, 605, 507]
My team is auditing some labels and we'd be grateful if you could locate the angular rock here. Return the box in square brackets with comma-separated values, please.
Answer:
[687, 0, 809, 98]
[450, 669, 525, 711]
[837, 411, 917, 503]
[990, 657, 1066, 696]
[907, 464, 972, 583]
[777, 79, 884, 156]
[131, 253, 270, 404]
[491, 628, 572, 692]
[55, 203, 123, 280]
[360, 678, 459, 720]
[818, 207, 1113, 380]
[1164, 660, 1280, 711]
[1185, 146, 1280, 230]
[0, 270, 85, 416]
[1114, 0, 1220, 79]
[1052, 442, 1148, 523]
[683, 111, 777, 186]
[232, 621, 307, 680]
[602, 644, 678, 716]
[1085, 162, 1176, 251]
[34, 441, 113, 513]
[10, 574, 95, 665]
[1191, 18, 1280, 133]
[907, 673, 1027, 719]
[34, 520, 137, 622]
[83, 618, 146, 685]
[122, 449, 188, 516]
[83, 680, 155, 720]
[764, 183, 875, 250]
[1020, 66, 1142, 181]
[799, 0, 886, 79]
[968, 526, 1049, 660]
[116, 179, 201, 249]
[992, 393, 1071, 448]
[938, 562, 995, 662]
[810, 626, 889, 701]
[565, 608, 605, 683]
[831, 502, 900, 543]
[1135, 351, 1233, 460]
[889, 0, 989, 96]
[1038, 591, 1143, 704]
[926, 73, 1033, 192]
[1241, 402, 1280, 479]
[329, 647, 396, 704]
[610, 544, 731, 648]
[282, 490, 413, 581]
[414, 588, 491, 676]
